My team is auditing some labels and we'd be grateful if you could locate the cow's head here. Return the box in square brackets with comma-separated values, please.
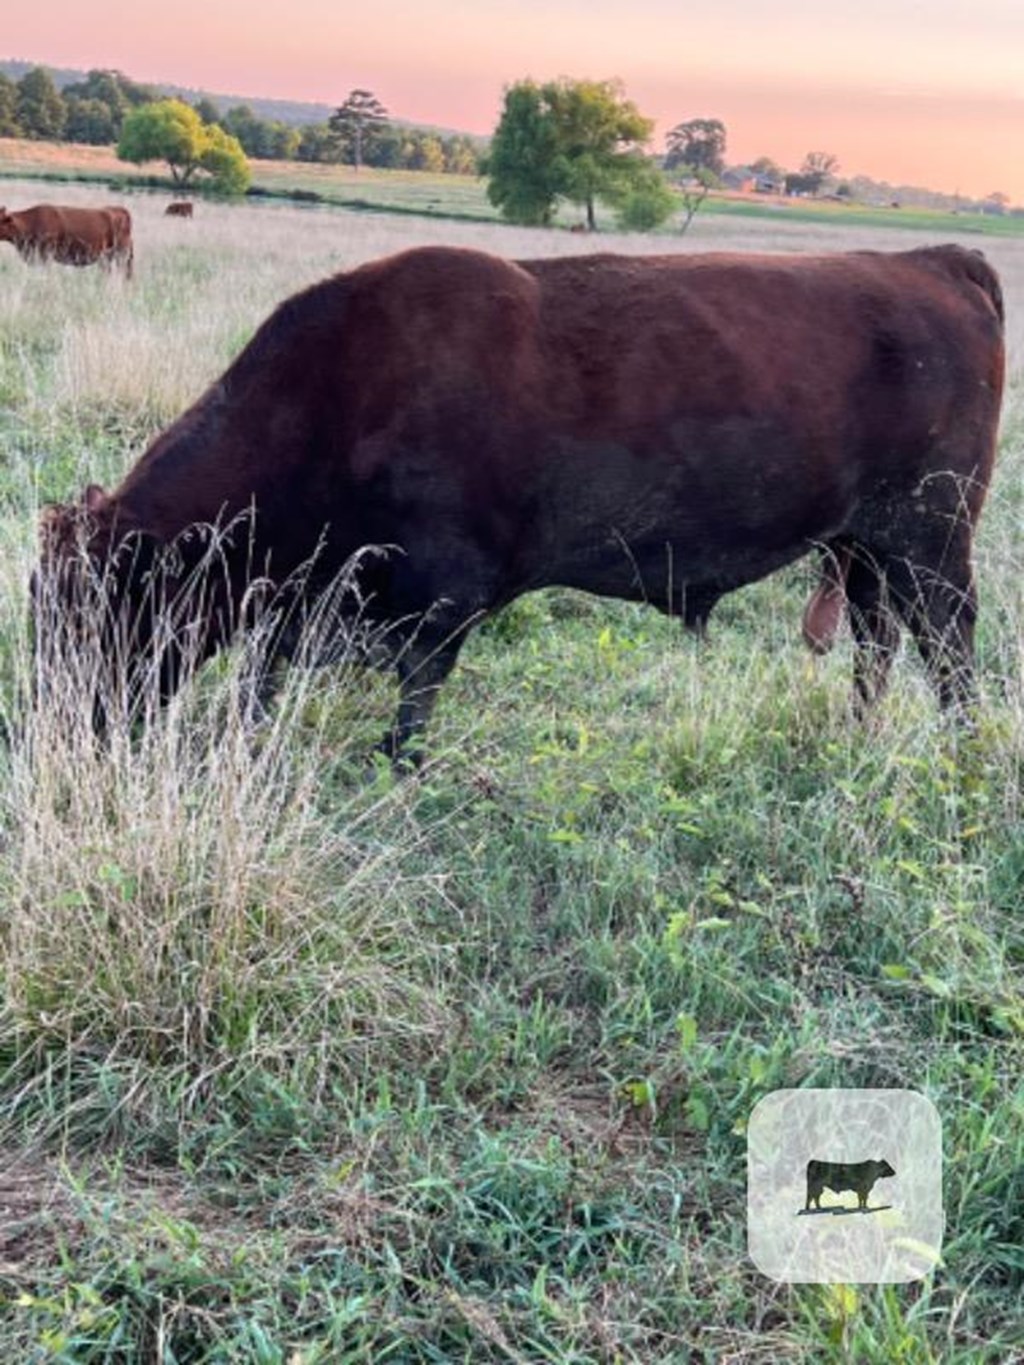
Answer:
[0, 209, 15, 242]
[32, 486, 227, 733]
[35, 486, 147, 731]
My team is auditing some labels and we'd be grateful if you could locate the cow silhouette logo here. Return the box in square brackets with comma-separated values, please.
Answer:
[747, 1089, 942, 1282]
[802, 1158, 896, 1213]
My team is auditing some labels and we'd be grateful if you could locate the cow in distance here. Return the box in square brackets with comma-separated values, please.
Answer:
[0, 203, 133, 278]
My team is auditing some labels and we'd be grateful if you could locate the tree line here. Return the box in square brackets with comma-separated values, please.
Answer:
[0, 67, 483, 179]
[0, 65, 155, 143]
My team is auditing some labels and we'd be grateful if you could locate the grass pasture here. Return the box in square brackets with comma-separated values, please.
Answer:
[0, 183, 1021, 1361]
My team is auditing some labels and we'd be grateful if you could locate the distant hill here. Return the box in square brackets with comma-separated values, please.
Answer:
[0, 59, 473, 137]
[163, 84, 335, 130]
[1, 58, 334, 126]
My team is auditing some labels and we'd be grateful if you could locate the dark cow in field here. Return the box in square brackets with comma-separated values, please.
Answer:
[0, 203, 133, 278]
[165, 201, 194, 218]
[805, 1158, 896, 1211]
[34, 243, 1004, 763]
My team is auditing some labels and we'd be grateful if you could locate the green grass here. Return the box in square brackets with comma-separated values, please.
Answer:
[699, 195, 1024, 240]
[0, 184, 1020, 1361]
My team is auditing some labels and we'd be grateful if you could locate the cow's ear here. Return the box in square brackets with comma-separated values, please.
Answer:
[38, 501, 74, 551]
[83, 483, 108, 512]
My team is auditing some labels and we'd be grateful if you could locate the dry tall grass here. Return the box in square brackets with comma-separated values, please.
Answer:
[0, 519, 456, 1106]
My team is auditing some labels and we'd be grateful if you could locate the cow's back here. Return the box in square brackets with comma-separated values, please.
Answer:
[505, 246, 1002, 594]
[220, 244, 1005, 605]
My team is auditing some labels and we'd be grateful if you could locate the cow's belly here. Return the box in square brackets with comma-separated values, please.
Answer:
[520, 424, 854, 608]
[543, 530, 813, 613]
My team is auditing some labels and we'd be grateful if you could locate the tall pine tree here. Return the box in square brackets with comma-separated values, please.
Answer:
[328, 90, 389, 171]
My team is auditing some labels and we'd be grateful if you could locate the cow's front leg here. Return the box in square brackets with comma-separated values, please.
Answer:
[376, 632, 466, 771]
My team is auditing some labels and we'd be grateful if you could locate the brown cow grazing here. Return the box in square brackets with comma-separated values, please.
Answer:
[0, 203, 133, 278]
[165, 201, 194, 218]
[34, 244, 1004, 765]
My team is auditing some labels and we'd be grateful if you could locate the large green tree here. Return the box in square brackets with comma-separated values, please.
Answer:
[118, 99, 250, 192]
[484, 82, 564, 225]
[16, 67, 65, 140]
[487, 78, 664, 230]
[328, 89, 389, 170]
[546, 79, 654, 230]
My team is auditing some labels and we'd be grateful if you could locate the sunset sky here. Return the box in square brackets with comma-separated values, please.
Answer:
[8, 0, 1024, 203]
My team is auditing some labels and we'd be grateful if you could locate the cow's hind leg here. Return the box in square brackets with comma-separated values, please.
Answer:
[879, 535, 978, 718]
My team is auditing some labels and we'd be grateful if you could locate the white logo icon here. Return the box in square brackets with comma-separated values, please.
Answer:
[747, 1089, 943, 1283]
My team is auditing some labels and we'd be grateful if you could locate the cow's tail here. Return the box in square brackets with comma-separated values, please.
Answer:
[962, 248, 1004, 326]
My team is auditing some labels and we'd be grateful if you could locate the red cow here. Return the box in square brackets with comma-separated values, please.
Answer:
[35, 244, 1004, 763]
[165, 201, 194, 218]
[0, 204, 133, 278]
